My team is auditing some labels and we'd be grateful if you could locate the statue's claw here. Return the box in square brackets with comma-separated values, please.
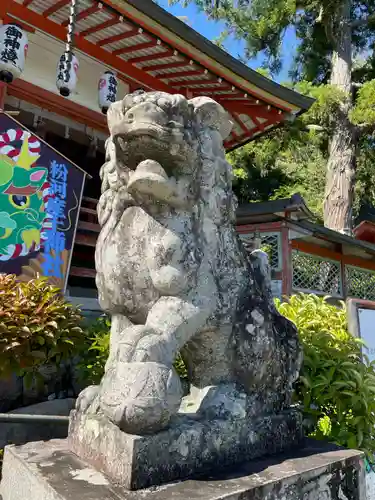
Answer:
[75, 385, 99, 414]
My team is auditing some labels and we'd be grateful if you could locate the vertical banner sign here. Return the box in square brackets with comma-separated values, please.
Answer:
[0, 113, 86, 291]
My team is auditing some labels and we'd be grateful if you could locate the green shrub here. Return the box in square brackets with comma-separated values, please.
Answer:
[78, 315, 111, 385]
[78, 315, 188, 384]
[0, 274, 84, 387]
[276, 293, 375, 457]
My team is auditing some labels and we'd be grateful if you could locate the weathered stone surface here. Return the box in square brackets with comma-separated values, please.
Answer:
[0, 399, 74, 449]
[0, 439, 366, 500]
[74, 90, 301, 434]
[69, 90, 303, 489]
[69, 407, 303, 490]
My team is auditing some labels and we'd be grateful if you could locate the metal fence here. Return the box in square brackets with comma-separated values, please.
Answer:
[292, 250, 342, 297]
[346, 265, 375, 301]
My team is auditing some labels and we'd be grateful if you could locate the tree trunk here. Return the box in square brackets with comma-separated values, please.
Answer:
[323, 0, 356, 234]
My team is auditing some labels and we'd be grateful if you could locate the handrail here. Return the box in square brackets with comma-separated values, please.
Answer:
[0, 414, 69, 424]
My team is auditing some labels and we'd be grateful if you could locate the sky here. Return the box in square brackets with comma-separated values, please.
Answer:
[158, 0, 298, 83]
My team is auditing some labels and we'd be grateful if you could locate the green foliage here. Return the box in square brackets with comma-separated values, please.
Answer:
[276, 294, 375, 457]
[228, 77, 375, 220]
[229, 113, 327, 219]
[171, 0, 375, 83]
[350, 80, 375, 127]
[172, 0, 375, 228]
[174, 353, 188, 380]
[78, 315, 188, 385]
[229, 135, 292, 204]
[78, 315, 111, 385]
[0, 274, 84, 386]
[260, 243, 273, 262]
[296, 82, 347, 128]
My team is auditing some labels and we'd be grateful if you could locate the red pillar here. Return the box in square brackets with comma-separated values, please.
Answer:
[0, 81, 7, 110]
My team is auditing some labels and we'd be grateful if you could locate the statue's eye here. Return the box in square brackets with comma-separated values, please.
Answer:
[9, 195, 30, 209]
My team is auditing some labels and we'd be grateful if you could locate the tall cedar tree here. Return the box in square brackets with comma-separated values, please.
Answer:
[169, 0, 375, 233]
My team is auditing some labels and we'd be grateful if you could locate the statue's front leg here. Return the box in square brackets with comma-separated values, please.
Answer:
[96, 298, 210, 435]
[132, 296, 210, 365]
[76, 314, 137, 415]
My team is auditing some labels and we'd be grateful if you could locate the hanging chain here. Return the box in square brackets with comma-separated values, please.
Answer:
[63, 0, 78, 83]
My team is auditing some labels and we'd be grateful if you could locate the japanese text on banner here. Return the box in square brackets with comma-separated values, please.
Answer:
[42, 160, 68, 279]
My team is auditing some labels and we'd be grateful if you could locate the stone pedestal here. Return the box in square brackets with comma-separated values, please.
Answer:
[68, 407, 303, 490]
[0, 439, 365, 500]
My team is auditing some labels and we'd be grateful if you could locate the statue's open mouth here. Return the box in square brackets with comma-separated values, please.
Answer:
[114, 124, 187, 174]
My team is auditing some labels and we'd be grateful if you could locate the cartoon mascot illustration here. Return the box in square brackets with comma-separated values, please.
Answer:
[0, 128, 52, 261]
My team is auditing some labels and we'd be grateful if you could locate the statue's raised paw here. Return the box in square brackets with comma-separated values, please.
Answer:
[132, 333, 174, 364]
[127, 159, 185, 207]
[99, 361, 183, 434]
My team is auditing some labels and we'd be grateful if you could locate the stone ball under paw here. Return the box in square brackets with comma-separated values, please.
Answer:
[100, 362, 183, 434]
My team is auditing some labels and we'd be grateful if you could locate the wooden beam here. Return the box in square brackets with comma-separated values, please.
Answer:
[43, 0, 70, 18]
[97, 27, 141, 46]
[101, 0, 292, 112]
[69, 267, 96, 278]
[8, 2, 172, 92]
[62, 4, 99, 27]
[78, 221, 100, 233]
[127, 49, 174, 64]
[171, 78, 218, 88]
[192, 91, 246, 100]
[8, 79, 107, 133]
[252, 116, 266, 131]
[222, 100, 281, 121]
[79, 16, 119, 37]
[233, 113, 248, 134]
[113, 39, 155, 56]
[291, 240, 342, 262]
[230, 128, 239, 140]
[0, 82, 7, 110]
[80, 206, 97, 217]
[187, 84, 232, 93]
[3, 14, 35, 32]
[341, 254, 375, 272]
[82, 196, 99, 206]
[0, 0, 12, 20]
[75, 233, 98, 247]
[225, 130, 258, 149]
[160, 69, 206, 80]
[142, 60, 190, 72]
[236, 222, 284, 233]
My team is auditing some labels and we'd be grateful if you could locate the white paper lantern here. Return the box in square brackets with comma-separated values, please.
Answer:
[98, 71, 118, 114]
[0, 24, 28, 83]
[56, 53, 79, 97]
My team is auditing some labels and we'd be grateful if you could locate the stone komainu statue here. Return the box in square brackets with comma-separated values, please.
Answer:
[77, 91, 302, 434]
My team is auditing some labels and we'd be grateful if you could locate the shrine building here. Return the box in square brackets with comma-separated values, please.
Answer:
[0, 0, 314, 313]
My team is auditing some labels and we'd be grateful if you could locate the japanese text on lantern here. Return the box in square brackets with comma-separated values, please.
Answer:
[42, 160, 68, 279]
[57, 54, 65, 82]
[0, 25, 22, 64]
[107, 75, 117, 103]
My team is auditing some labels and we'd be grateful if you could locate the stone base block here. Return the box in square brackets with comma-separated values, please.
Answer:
[0, 439, 366, 500]
[68, 408, 303, 490]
